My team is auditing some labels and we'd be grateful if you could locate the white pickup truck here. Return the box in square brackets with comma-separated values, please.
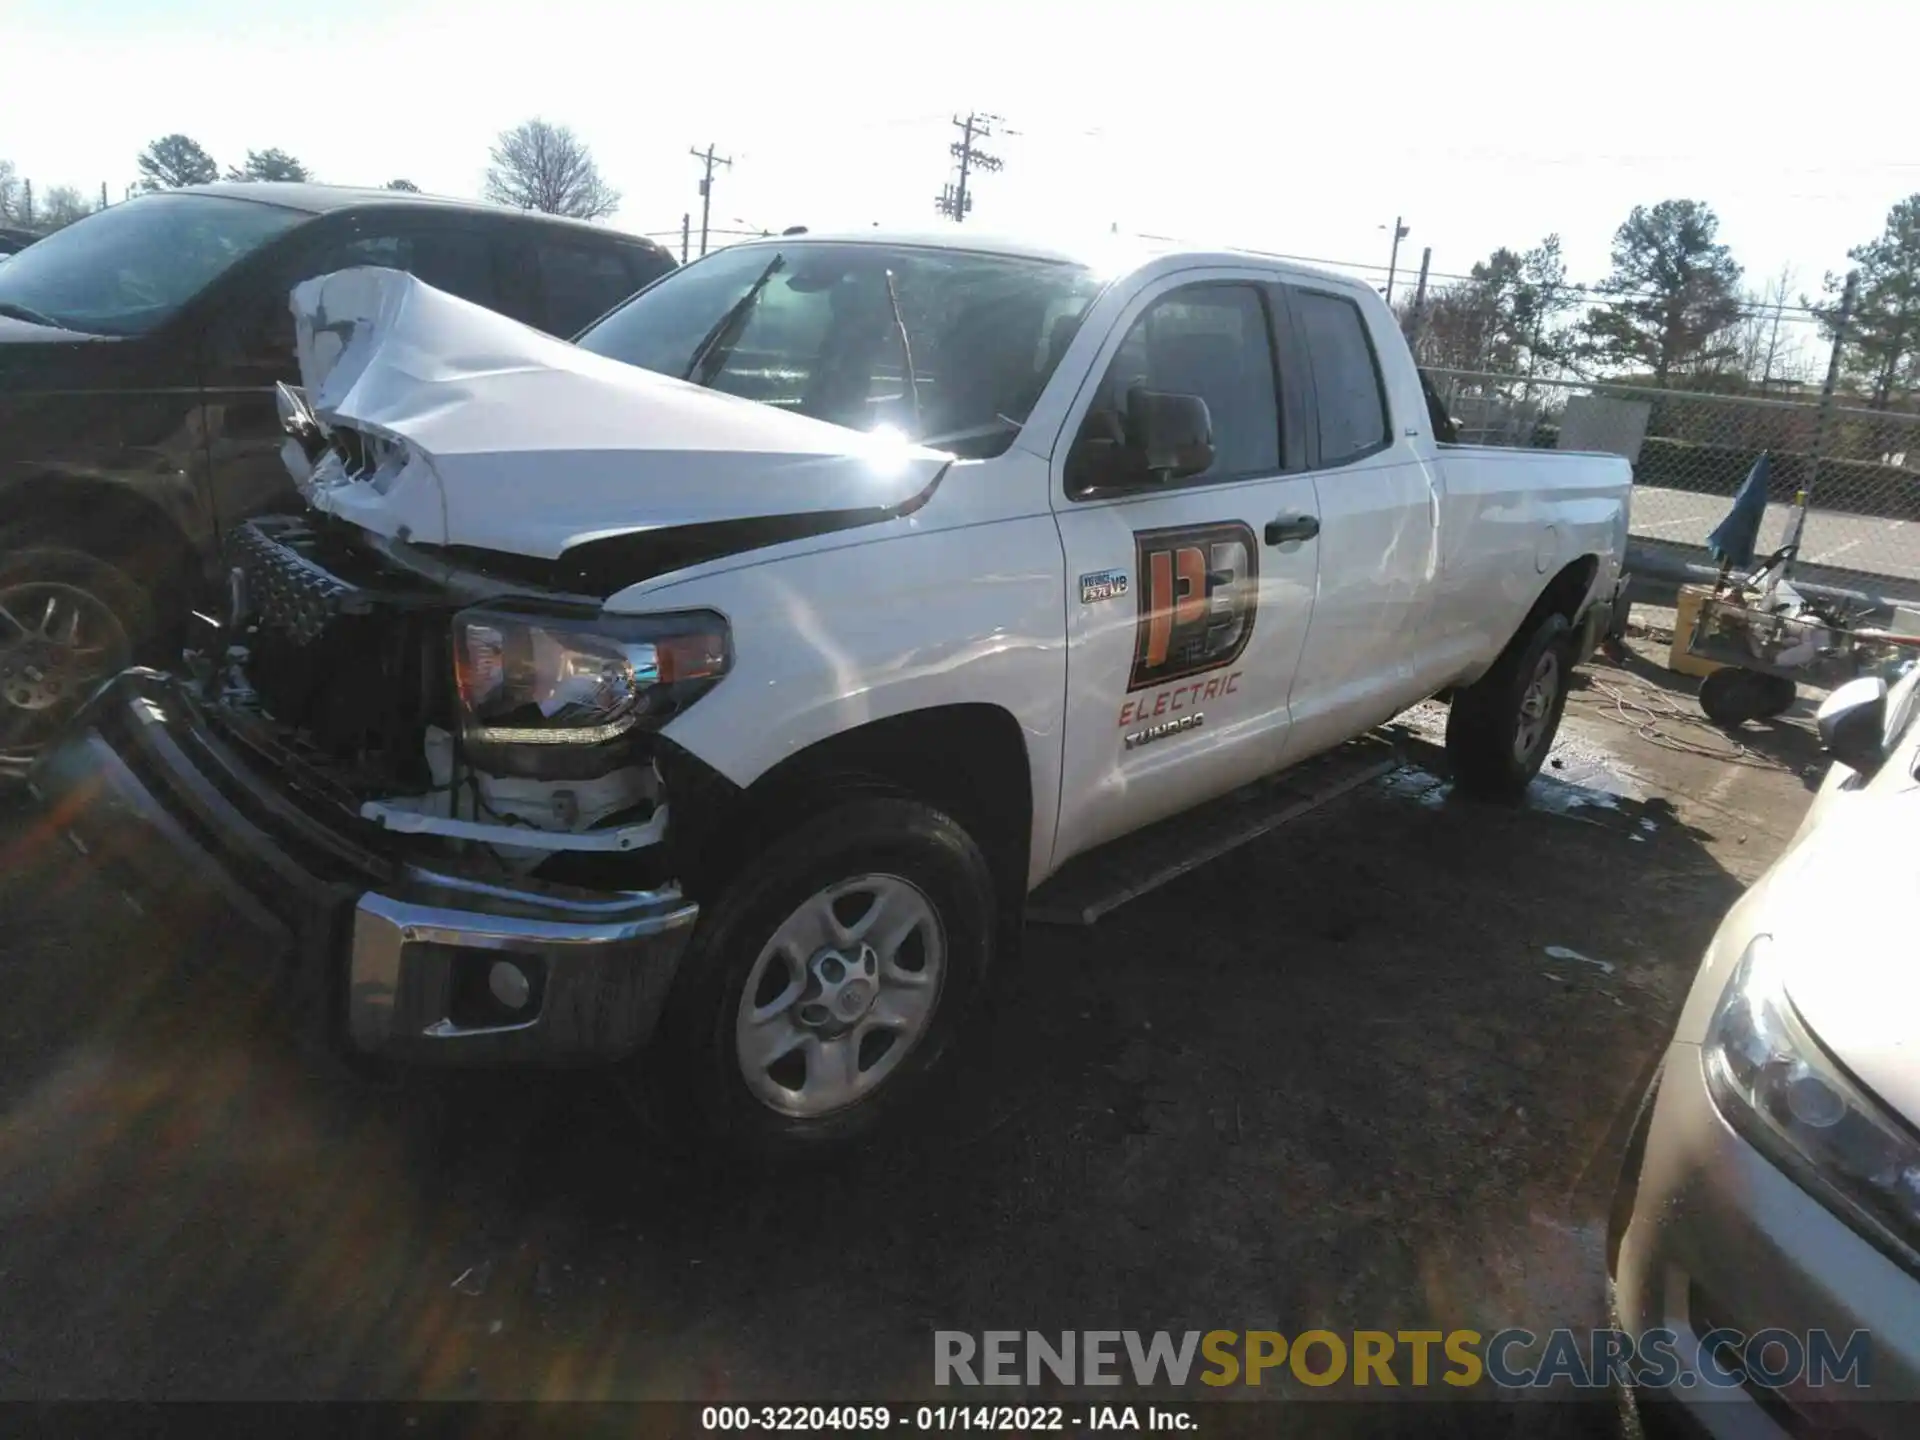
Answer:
[34, 231, 1630, 1162]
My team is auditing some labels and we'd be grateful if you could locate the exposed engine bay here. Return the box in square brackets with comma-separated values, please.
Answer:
[198, 515, 666, 877]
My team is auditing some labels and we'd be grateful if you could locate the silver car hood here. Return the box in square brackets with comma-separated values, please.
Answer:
[1768, 774, 1920, 1130]
[286, 266, 951, 559]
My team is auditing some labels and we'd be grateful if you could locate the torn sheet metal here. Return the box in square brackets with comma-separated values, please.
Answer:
[285, 267, 952, 560]
[358, 799, 669, 853]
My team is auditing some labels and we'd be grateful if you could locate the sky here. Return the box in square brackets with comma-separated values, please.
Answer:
[4, 0, 1916, 317]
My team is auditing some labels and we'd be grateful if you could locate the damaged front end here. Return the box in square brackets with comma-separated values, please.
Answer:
[198, 510, 721, 883]
[32, 478, 715, 1071]
[33, 263, 960, 1069]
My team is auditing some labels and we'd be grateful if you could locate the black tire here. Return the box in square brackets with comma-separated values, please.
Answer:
[1698, 667, 1796, 727]
[1445, 610, 1574, 800]
[1754, 673, 1799, 719]
[639, 795, 997, 1167]
[0, 536, 155, 779]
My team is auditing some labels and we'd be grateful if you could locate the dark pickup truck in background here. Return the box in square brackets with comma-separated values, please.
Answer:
[0, 182, 675, 775]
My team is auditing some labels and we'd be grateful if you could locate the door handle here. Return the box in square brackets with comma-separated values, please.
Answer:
[1265, 515, 1321, 546]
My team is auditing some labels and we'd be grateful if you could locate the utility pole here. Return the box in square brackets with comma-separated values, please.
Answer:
[1405, 246, 1432, 347]
[689, 144, 732, 257]
[681, 213, 691, 266]
[1382, 216, 1410, 305]
[100, 181, 109, 211]
[935, 113, 1002, 223]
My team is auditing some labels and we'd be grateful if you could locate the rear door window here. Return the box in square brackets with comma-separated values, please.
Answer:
[622, 247, 676, 298]
[535, 241, 641, 335]
[287, 225, 494, 311]
[251, 224, 419, 357]
[1291, 288, 1391, 465]
[406, 228, 498, 310]
[487, 234, 546, 328]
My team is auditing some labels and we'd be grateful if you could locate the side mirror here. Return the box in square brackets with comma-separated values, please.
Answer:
[1816, 675, 1888, 777]
[1125, 386, 1214, 482]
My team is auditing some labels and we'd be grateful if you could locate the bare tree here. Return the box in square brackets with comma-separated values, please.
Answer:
[38, 185, 92, 231]
[1719, 265, 1812, 393]
[136, 134, 219, 191]
[1401, 235, 1575, 384]
[483, 119, 618, 220]
[0, 159, 21, 223]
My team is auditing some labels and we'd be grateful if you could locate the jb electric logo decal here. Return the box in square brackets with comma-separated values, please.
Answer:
[1128, 522, 1259, 692]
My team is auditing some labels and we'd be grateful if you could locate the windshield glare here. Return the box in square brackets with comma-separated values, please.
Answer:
[576, 242, 1106, 458]
[0, 193, 307, 336]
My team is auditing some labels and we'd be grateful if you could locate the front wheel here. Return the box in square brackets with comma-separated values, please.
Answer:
[0, 541, 151, 781]
[642, 795, 997, 1166]
[1445, 611, 1574, 800]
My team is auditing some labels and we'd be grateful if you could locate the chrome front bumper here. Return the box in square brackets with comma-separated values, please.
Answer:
[346, 868, 696, 1064]
[30, 670, 698, 1066]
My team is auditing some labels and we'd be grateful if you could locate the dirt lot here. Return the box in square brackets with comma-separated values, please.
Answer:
[0, 613, 1827, 1430]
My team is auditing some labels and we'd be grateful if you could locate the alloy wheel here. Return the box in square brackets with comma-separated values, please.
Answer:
[734, 873, 948, 1118]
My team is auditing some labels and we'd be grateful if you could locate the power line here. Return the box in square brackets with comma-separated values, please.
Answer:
[689, 143, 732, 258]
[934, 112, 1003, 224]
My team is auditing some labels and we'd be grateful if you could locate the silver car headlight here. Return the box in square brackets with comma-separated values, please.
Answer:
[453, 606, 730, 747]
[1705, 934, 1920, 1270]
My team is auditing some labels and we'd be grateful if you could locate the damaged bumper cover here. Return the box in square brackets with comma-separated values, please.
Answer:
[29, 670, 697, 1066]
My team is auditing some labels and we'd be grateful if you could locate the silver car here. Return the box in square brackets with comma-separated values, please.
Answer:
[1612, 661, 1920, 1435]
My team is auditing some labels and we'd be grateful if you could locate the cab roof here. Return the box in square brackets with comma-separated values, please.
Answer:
[720, 227, 1364, 293]
[166, 183, 668, 250]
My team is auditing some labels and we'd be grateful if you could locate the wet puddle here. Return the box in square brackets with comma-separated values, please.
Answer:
[1382, 708, 1665, 840]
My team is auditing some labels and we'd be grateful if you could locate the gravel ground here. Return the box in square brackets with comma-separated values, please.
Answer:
[0, 614, 1827, 1432]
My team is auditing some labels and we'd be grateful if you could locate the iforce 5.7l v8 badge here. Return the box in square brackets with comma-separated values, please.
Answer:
[1080, 568, 1131, 604]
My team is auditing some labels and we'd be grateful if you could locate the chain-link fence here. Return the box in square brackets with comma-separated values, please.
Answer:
[1425, 368, 1920, 601]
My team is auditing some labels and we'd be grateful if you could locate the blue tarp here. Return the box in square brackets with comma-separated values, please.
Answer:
[1706, 451, 1773, 569]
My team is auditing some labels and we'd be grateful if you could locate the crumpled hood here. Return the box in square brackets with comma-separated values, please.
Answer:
[288, 266, 951, 559]
[1765, 775, 1920, 1131]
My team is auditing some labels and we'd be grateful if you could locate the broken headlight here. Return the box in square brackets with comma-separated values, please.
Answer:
[1705, 933, 1920, 1272]
[453, 607, 730, 747]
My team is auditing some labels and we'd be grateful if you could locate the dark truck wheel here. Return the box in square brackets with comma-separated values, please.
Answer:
[643, 795, 996, 1166]
[1698, 667, 1797, 728]
[0, 537, 151, 780]
[1446, 610, 1574, 800]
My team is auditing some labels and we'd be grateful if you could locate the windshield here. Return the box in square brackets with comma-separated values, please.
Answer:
[577, 241, 1106, 458]
[0, 193, 308, 336]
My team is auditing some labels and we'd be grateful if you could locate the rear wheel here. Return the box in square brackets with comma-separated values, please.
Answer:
[1446, 611, 1574, 799]
[641, 795, 996, 1166]
[0, 540, 151, 779]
